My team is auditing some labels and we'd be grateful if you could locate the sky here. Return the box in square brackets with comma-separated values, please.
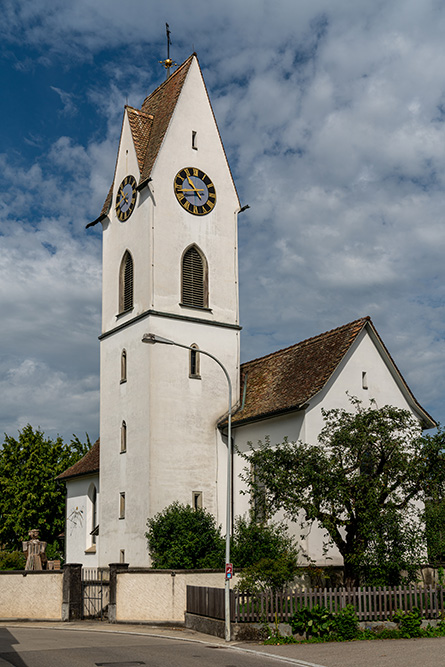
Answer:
[1, 0, 445, 443]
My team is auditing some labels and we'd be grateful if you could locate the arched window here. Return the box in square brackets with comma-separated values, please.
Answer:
[119, 251, 134, 313]
[181, 245, 208, 308]
[121, 349, 127, 383]
[121, 421, 127, 453]
[189, 343, 200, 379]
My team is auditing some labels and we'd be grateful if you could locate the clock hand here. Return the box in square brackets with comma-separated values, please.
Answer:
[118, 188, 129, 205]
[186, 176, 202, 200]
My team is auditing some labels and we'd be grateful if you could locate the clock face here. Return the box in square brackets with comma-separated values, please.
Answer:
[115, 175, 137, 222]
[174, 167, 216, 216]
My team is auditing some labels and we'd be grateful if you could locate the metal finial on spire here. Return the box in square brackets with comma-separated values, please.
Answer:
[159, 23, 178, 79]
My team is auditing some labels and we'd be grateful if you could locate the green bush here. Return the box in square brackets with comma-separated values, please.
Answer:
[290, 605, 334, 638]
[146, 502, 225, 569]
[0, 550, 26, 570]
[392, 608, 422, 638]
[333, 605, 359, 640]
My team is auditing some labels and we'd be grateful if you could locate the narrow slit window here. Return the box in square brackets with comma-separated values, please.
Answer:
[119, 250, 134, 313]
[181, 245, 208, 308]
[121, 421, 127, 452]
[121, 349, 127, 383]
[119, 492, 126, 519]
[192, 491, 202, 510]
[192, 130, 197, 150]
[119, 549, 125, 563]
[362, 371, 368, 390]
[189, 344, 201, 378]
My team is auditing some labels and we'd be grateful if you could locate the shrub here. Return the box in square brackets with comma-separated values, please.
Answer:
[392, 608, 422, 638]
[333, 605, 359, 640]
[290, 605, 334, 638]
[146, 502, 225, 569]
[0, 550, 26, 570]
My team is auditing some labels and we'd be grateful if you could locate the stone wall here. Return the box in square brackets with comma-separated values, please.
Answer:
[115, 569, 237, 623]
[0, 571, 63, 620]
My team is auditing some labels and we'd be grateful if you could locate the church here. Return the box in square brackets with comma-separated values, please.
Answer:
[58, 54, 435, 568]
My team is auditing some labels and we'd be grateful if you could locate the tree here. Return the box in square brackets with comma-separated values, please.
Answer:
[231, 516, 300, 593]
[146, 502, 225, 569]
[231, 515, 299, 568]
[242, 399, 445, 587]
[0, 425, 91, 554]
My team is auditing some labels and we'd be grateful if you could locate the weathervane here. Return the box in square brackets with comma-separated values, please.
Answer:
[159, 23, 178, 79]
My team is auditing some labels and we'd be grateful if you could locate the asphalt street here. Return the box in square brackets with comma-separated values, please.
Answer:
[1, 623, 445, 667]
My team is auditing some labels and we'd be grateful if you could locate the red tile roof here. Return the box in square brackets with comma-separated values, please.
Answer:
[231, 317, 436, 428]
[57, 439, 100, 481]
[96, 56, 194, 221]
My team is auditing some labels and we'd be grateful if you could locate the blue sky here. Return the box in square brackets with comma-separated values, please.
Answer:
[1, 0, 445, 442]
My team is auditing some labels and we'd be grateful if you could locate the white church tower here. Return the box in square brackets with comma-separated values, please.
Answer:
[93, 55, 241, 566]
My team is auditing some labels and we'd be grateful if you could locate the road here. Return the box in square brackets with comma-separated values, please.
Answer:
[0, 625, 304, 667]
[2, 623, 445, 667]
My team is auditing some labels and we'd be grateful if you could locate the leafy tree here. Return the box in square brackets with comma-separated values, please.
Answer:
[242, 399, 445, 587]
[231, 516, 299, 568]
[231, 516, 300, 592]
[146, 502, 225, 569]
[0, 425, 91, 554]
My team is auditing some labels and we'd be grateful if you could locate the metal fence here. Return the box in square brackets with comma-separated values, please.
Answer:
[187, 584, 445, 624]
[81, 567, 110, 620]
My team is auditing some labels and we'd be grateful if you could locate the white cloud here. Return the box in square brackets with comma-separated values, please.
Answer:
[1, 0, 445, 438]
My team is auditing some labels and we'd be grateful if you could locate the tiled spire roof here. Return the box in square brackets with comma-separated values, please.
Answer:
[57, 439, 100, 481]
[94, 55, 194, 222]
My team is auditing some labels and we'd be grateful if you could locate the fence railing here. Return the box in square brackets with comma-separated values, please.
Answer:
[81, 567, 110, 620]
[187, 585, 445, 624]
[186, 585, 235, 621]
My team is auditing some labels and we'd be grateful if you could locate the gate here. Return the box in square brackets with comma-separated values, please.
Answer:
[81, 567, 110, 620]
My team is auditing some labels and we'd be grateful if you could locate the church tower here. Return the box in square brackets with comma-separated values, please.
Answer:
[92, 55, 241, 566]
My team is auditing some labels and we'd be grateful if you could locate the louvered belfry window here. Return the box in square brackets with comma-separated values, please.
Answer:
[120, 251, 134, 313]
[182, 246, 207, 308]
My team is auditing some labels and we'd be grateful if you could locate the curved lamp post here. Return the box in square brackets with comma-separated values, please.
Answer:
[142, 332, 233, 641]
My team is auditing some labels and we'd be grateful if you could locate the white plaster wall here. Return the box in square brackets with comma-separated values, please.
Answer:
[230, 328, 428, 567]
[0, 573, 63, 619]
[116, 570, 238, 622]
[98, 56, 240, 568]
[99, 315, 239, 567]
[65, 475, 99, 567]
[101, 113, 149, 333]
[150, 57, 240, 323]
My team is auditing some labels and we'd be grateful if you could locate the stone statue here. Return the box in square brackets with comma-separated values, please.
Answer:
[22, 529, 47, 570]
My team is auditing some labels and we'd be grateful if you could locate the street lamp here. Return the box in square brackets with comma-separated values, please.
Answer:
[142, 332, 233, 641]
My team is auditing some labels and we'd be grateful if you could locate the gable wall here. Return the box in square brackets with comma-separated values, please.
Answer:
[230, 327, 423, 567]
[65, 475, 99, 567]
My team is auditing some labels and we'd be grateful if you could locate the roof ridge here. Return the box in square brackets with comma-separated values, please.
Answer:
[242, 317, 371, 368]
[141, 53, 195, 108]
[126, 106, 153, 119]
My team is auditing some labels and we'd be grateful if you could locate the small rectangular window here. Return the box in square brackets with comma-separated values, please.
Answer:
[362, 371, 368, 390]
[192, 130, 197, 150]
[120, 349, 127, 383]
[121, 421, 127, 453]
[119, 549, 125, 563]
[192, 491, 202, 510]
[119, 492, 126, 519]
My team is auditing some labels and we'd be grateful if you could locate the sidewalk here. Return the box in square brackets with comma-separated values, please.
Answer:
[3, 621, 445, 667]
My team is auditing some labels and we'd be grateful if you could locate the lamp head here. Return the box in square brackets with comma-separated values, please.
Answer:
[142, 333, 175, 345]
